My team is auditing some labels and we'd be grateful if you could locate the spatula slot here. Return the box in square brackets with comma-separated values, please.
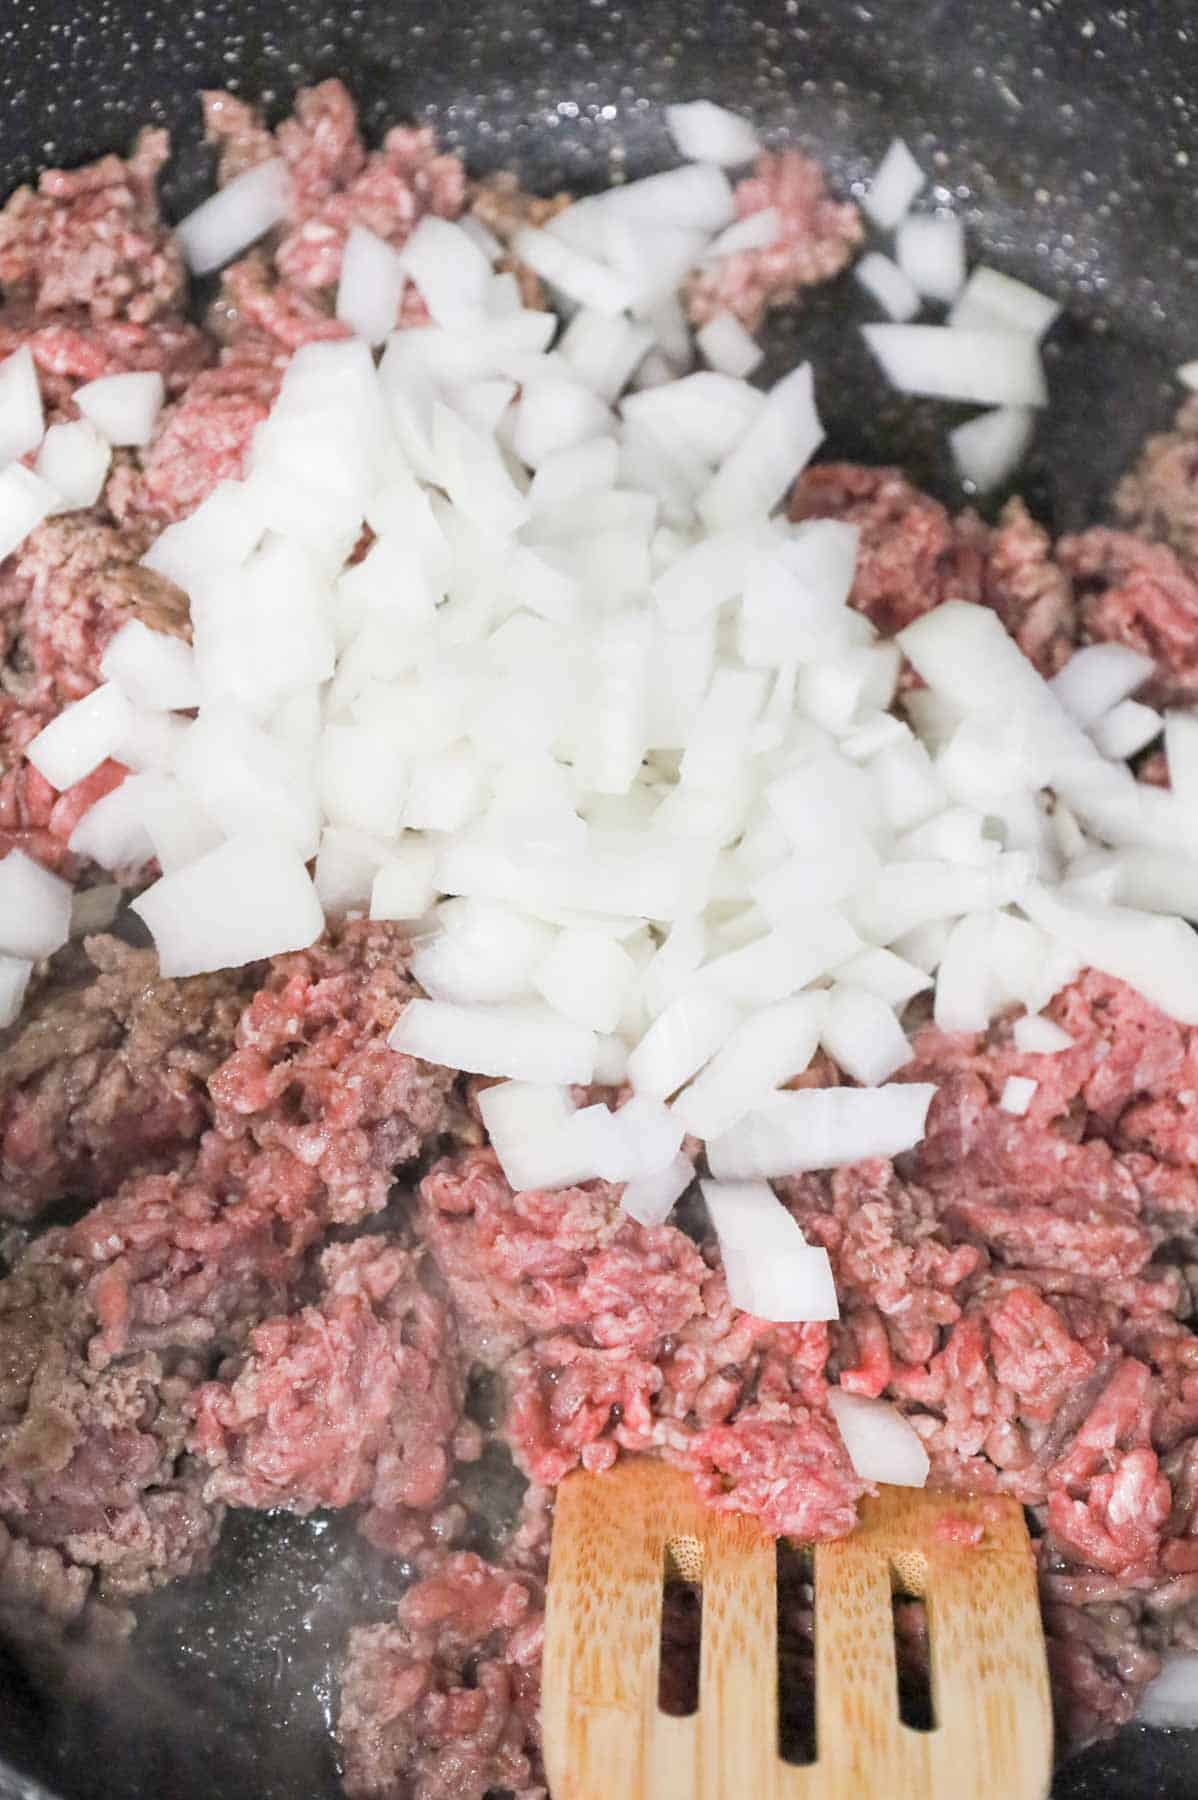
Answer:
[776, 1541, 818, 1767]
[892, 1590, 935, 1732]
[658, 1536, 704, 1718]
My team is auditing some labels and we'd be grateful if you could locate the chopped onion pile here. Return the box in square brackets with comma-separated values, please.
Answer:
[5, 100, 1194, 1350]
[856, 141, 1058, 492]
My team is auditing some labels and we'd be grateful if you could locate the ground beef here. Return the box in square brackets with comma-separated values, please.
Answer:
[0, 129, 185, 325]
[337, 1551, 544, 1800]
[0, 307, 210, 419]
[0, 1248, 220, 1601]
[789, 462, 988, 637]
[192, 1236, 477, 1553]
[685, 149, 862, 331]
[126, 345, 284, 525]
[207, 918, 457, 1227]
[202, 80, 466, 355]
[1059, 526, 1198, 706]
[420, 1148, 867, 1539]
[1114, 391, 1198, 568]
[0, 935, 258, 1222]
[5, 513, 189, 708]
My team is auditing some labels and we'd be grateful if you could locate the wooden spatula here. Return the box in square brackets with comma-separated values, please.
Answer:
[543, 1460, 1052, 1800]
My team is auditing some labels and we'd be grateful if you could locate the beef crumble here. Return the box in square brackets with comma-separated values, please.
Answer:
[4, 72, 1198, 1800]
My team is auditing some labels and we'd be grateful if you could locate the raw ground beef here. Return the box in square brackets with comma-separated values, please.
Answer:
[685, 149, 863, 332]
[206, 918, 458, 1226]
[192, 1235, 479, 1556]
[8, 72, 1198, 1800]
[337, 1551, 545, 1800]
[0, 934, 258, 1222]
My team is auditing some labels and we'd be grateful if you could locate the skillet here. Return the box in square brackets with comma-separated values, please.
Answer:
[0, 0, 1196, 1793]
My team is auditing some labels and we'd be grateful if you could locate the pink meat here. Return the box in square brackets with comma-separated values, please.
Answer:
[685, 149, 862, 332]
[191, 1237, 476, 1549]
[1060, 526, 1198, 706]
[0, 129, 186, 324]
[337, 1550, 544, 1800]
[207, 917, 457, 1226]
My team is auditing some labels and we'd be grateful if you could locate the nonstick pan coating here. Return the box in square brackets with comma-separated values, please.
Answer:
[0, 0, 1196, 1794]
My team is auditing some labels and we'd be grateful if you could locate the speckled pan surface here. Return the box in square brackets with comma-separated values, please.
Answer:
[0, 0, 1195, 1795]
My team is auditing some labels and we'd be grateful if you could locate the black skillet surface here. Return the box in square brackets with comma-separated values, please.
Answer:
[0, 0, 1197, 1794]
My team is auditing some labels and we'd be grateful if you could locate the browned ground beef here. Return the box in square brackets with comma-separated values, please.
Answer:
[6, 72, 1198, 1800]
[0, 936, 258, 1222]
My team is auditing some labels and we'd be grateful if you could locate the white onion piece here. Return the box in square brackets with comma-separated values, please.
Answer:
[949, 265, 1061, 340]
[666, 100, 761, 166]
[67, 773, 154, 869]
[895, 214, 966, 303]
[1011, 1013, 1072, 1055]
[621, 1152, 694, 1227]
[176, 158, 290, 274]
[400, 215, 493, 325]
[1000, 1075, 1037, 1116]
[74, 371, 164, 447]
[476, 1081, 580, 1191]
[0, 850, 72, 960]
[391, 998, 596, 1084]
[622, 371, 765, 466]
[949, 406, 1034, 493]
[512, 378, 610, 469]
[705, 212, 781, 268]
[862, 138, 925, 230]
[827, 1390, 929, 1487]
[672, 992, 825, 1138]
[132, 835, 322, 977]
[174, 704, 317, 855]
[0, 463, 55, 561]
[1092, 847, 1198, 921]
[863, 325, 1047, 407]
[707, 1083, 936, 1179]
[1020, 882, 1198, 1025]
[702, 911, 863, 1007]
[528, 437, 619, 512]
[1135, 1654, 1198, 1729]
[1090, 699, 1162, 761]
[1051, 643, 1154, 727]
[854, 251, 921, 322]
[412, 900, 550, 1005]
[370, 842, 438, 921]
[604, 163, 735, 233]
[0, 953, 33, 1027]
[820, 983, 912, 1085]
[834, 946, 932, 1008]
[533, 929, 635, 1033]
[36, 419, 111, 512]
[100, 620, 199, 712]
[559, 310, 654, 402]
[700, 1179, 839, 1323]
[25, 682, 132, 790]
[140, 480, 264, 594]
[697, 363, 824, 530]
[512, 225, 636, 316]
[626, 987, 741, 1099]
[592, 1094, 684, 1182]
[336, 224, 406, 344]
[313, 825, 393, 914]
[696, 311, 764, 379]
[432, 401, 529, 536]
[0, 345, 43, 465]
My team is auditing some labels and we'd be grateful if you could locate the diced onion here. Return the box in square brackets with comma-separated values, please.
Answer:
[132, 835, 323, 976]
[949, 406, 1034, 493]
[894, 214, 966, 304]
[707, 1083, 937, 1179]
[74, 371, 165, 447]
[176, 158, 291, 275]
[862, 138, 926, 231]
[0, 345, 43, 465]
[0, 850, 72, 960]
[666, 101, 762, 166]
[391, 997, 596, 1084]
[827, 1389, 930, 1487]
[863, 325, 1048, 407]
[701, 1179, 839, 1322]
[854, 251, 921, 322]
[999, 1075, 1037, 1115]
